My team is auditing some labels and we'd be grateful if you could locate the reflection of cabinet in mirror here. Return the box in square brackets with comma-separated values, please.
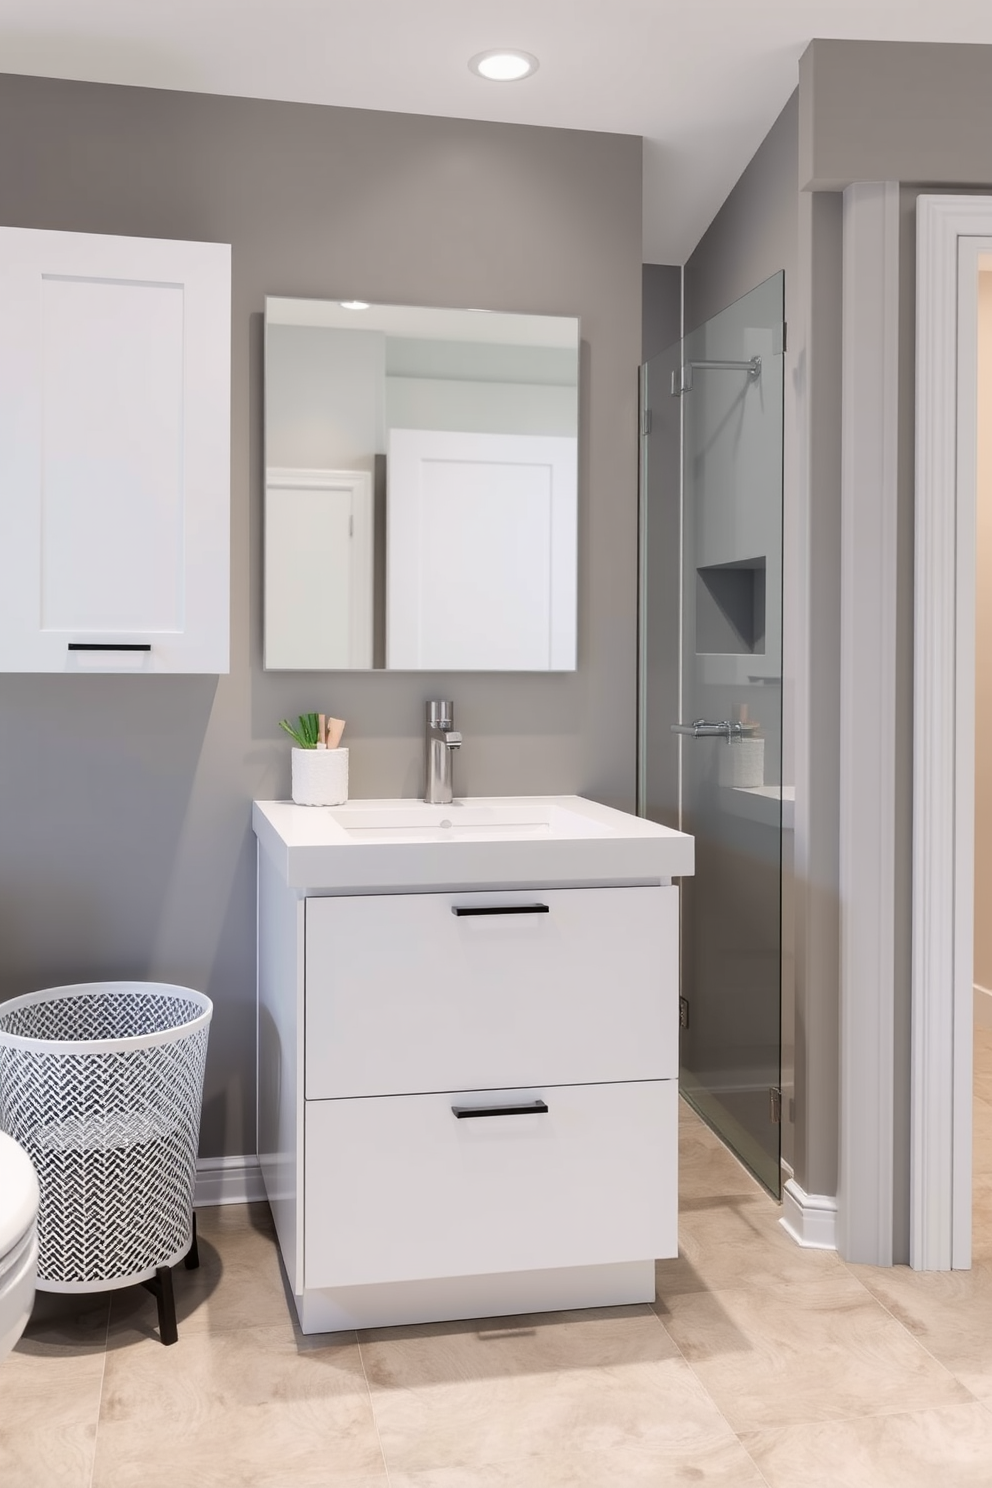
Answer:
[263, 299, 579, 672]
[264, 468, 374, 670]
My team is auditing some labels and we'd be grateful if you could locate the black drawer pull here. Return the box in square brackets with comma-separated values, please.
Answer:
[451, 904, 549, 917]
[68, 643, 152, 652]
[452, 1100, 549, 1120]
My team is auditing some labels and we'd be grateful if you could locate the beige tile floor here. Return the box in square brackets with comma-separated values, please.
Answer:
[6, 1039, 992, 1487]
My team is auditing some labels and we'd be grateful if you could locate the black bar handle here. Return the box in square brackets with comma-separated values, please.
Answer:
[452, 1100, 549, 1119]
[68, 643, 152, 652]
[451, 904, 549, 917]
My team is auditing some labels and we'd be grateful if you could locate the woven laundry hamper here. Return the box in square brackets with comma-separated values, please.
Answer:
[0, 982, 211, 1344]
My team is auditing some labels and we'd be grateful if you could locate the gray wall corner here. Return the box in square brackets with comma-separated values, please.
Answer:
[641, 264, 681, 364]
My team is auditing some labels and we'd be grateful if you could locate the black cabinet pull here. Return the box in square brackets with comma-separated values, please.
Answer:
[68, 643, 152, 652]
[451, 904, 549, 917]
[452, 1100, 549, 1119]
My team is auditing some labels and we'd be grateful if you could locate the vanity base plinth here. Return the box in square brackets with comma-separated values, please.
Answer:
[294, 1258, 656, 1334]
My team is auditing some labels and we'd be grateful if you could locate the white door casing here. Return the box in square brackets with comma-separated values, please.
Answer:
[912, 196, 992, 1270]
[837, 182, 901, 1265]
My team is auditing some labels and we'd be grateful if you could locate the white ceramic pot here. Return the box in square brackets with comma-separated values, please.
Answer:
[291, 747, 349, 806]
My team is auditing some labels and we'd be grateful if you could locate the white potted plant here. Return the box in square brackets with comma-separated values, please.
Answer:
[279, 712, 348, 805]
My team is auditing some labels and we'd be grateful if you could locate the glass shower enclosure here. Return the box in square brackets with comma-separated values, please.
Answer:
[639, 273, 785, 1196]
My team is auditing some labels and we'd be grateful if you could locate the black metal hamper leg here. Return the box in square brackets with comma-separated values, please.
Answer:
[184, 1211, 199, 1271]
[142, 1265, 178, 1346]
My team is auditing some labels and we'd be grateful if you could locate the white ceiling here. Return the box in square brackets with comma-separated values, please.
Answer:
[4, 1, 992, 262]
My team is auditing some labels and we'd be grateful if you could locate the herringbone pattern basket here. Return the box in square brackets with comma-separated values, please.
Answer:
[0, 983, 211, 1293]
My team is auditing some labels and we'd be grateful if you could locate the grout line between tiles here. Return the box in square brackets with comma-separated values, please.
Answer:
[85, 1300, 112, 1488]
[649, 1290, 760, 1474]
[354, 1333, 392, 1488]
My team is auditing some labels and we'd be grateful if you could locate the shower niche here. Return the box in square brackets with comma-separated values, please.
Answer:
[695, 557, 766, 656]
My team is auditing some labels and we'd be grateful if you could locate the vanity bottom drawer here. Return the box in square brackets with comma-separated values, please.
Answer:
[303, 1080, 677, 1290]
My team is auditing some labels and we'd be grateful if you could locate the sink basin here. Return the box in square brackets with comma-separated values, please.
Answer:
[253, 795, 694, 892]
[324, 799, 612, 844]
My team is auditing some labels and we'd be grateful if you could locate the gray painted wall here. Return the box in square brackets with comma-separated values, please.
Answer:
[642, 264, 681, 364]
[0, 73, 642, 1159]
[801, 41, 992, 191]
[684, 94, 798, 337]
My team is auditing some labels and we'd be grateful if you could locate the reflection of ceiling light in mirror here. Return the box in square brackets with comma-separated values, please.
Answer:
[469, 50, 539, 82]
[339, 300, 370, 310]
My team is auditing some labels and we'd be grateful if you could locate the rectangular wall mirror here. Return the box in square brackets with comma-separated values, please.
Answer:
[264, 298, 579, 671]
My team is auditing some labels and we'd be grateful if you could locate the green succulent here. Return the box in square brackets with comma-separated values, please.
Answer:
[278, 713, 322, 749]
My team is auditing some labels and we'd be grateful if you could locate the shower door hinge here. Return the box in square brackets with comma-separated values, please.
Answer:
[773, 321, 788, 356]
[679, 995, 689, 1029]
[769, 1086, 782, 1125]
[641, 407, 653, 436]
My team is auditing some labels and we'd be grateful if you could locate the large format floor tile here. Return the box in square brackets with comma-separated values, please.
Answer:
[677, 1118, 765, 1201]
[743, 1402, 992, 1488]
[657, 1190, 847, 1297]
[386, 1437, 768, 1488]
[93, 1320, 385, 1488]
[359, 1306, 738, 1475]
[851, 1258, 992, 1406]
[0, 1422, 98, 1488]
[1, 1295, 107, 1488]
[659, 1274, 973, 1432]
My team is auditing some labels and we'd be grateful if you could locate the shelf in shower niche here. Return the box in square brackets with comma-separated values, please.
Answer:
[696, 557, 766, 656]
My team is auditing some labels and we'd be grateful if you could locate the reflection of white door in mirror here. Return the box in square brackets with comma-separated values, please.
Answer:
[264, 468, 373, 669]
[386, 429, 577, 670]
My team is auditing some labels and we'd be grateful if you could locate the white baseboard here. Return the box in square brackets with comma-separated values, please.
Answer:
[194, 1154, 266, 1208]
[780, 1178, 837, 1250]
[975, 983, 992, 1029]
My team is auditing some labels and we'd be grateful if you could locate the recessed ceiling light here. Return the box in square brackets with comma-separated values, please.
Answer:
[469, 50, 539, 83]
[339, 300, 370, 310]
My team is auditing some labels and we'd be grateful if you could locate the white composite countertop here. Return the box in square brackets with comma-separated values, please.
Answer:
[253, 794, 695, 893]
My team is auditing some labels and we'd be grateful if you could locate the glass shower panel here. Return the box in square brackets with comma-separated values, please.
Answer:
[640, 272, 785, 1196]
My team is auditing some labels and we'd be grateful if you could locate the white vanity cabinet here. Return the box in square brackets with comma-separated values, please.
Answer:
[0, 227, 231, 673]
[254, 795, 692, 1334]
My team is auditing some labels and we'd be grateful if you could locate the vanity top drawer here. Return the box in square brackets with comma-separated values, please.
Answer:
[304, 883, 677, 1099]
[304, 1079, 677, 1288]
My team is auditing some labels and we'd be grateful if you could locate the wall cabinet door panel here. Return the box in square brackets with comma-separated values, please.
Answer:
[0, 228, 231, 672]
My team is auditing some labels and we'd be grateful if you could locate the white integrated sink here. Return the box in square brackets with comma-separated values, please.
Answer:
[253, 794, 694, 891]
[325, 798, 613, 843]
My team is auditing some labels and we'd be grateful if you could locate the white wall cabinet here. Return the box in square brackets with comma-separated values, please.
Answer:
[256, 836, 681, 1333]
[0, 227, 231, 673]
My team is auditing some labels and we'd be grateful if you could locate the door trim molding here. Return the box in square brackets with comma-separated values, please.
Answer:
[912, 196, 992, 1269]
[837, 182, 900, 1264]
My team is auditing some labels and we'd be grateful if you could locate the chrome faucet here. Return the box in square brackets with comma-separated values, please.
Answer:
[425, 699, 462, 805]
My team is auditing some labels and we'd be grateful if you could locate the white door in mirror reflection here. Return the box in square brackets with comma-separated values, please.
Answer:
[386, 429, 577, 671]
[265, 468, 373, 669]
